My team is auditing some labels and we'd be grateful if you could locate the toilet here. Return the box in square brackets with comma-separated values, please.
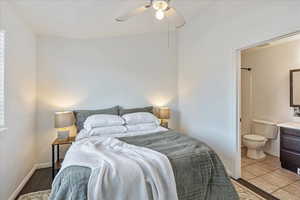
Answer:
[243, 120, 278, 160]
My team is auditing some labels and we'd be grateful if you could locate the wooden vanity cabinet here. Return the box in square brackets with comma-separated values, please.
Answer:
[280, 127, 300, 173]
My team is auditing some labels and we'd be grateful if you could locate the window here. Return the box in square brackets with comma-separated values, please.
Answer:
[0, 31, 5, 127]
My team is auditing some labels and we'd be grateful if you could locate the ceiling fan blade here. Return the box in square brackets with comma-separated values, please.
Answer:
[116, 5, 151, 22]
[165, 7, 186, 28]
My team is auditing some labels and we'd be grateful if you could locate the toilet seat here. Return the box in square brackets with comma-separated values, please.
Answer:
[243, 134, 267, 159]
[243, 134, 266, 142]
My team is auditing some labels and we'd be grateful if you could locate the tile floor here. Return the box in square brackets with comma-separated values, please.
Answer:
[241, 148, 300, 200]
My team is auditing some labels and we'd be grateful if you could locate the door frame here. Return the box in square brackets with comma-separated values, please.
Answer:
[234, 30, 300, 179]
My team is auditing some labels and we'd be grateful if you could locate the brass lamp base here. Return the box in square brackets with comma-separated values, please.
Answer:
[161, 120, 169, 129]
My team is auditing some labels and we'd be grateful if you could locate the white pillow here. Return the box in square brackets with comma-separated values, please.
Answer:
[122, 112, 160, 125]
[88, 126, 127, 137]
[126, 123, 158, 132]
[84, 114, 125, 131]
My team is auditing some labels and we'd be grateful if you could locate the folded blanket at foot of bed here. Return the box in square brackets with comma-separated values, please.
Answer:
[52, 136, 178, 200]
[50, 130, 238, 200]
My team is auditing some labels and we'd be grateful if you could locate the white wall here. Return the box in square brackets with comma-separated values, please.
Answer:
[240, 69, 253, 140]
[178, 1, 300, 178]
[36, 32, 178, 164]
[0, 2, 37, 200]
[242, 40, 300, 156]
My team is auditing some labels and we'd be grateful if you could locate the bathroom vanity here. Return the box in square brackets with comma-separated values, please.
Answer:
[279, 69, 300, 173]
[278, 122, 300, 173]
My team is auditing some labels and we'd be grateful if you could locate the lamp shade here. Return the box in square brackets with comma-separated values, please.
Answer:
[55, 111, 75, 128]
[159, 107, 170, 119]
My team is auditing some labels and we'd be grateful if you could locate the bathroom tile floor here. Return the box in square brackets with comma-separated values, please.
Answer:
[241, 150, 300, 199]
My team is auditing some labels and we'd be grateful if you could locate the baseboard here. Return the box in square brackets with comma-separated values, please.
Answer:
[8, 162, 51, 200]
[35, 162, 51, 169]
[8, 165, 37, 200]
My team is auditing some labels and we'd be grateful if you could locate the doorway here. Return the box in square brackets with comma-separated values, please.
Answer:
[236, 31, 300, 199]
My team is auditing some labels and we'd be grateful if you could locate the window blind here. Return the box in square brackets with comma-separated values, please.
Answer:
[0, 31, 5, 127]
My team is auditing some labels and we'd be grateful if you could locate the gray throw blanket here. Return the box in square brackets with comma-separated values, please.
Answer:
[50, 130, 238, 200]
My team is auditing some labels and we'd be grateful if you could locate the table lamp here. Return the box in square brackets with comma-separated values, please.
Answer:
[55, 111, 75, 140]
[159, 107, 170, 128]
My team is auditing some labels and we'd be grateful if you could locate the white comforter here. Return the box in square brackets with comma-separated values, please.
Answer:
[59, 135, 178, 200]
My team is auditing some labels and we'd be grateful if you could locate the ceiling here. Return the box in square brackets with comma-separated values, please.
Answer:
[8, 0, 210, 39]
[267, 33, 300, 46]
[243, 33, 300, 53]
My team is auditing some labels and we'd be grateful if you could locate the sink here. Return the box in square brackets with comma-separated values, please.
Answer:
[277, 122, 300, 130]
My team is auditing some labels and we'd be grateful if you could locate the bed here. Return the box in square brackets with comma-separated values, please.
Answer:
[49, 107, 238, 200]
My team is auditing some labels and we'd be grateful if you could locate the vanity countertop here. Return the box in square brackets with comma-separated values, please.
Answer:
[277, 122, 300, 130]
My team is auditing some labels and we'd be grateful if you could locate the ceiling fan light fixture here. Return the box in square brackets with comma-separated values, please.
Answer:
[116, 0, 185, 28]
[155, 10, 165, 20]
[153, 0, 169, 11]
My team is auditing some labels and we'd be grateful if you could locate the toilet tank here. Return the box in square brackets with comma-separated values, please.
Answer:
[252, 119, 278, 139]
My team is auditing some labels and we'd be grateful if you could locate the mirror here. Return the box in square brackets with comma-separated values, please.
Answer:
[290, 69, 300, 107]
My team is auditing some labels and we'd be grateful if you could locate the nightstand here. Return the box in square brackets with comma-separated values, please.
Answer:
[51, 137, 75, 179]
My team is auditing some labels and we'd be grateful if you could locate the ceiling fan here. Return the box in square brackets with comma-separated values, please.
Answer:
[116, 0, 186, 29]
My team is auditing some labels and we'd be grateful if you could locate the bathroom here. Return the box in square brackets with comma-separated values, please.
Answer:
[240, 34, 300, 199]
